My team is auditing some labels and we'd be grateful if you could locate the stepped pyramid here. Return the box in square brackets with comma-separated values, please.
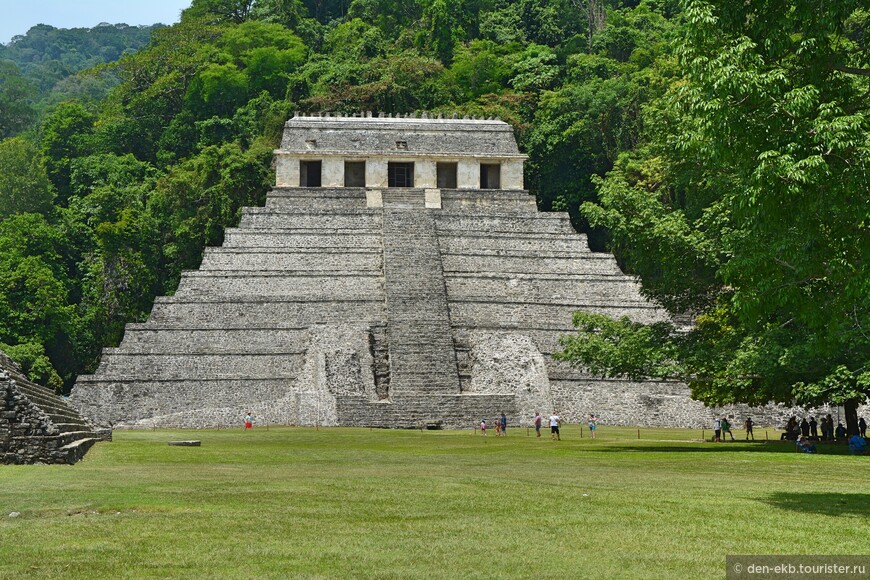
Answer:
[1, 351, 107, 464]
[71, 113, 718, 429]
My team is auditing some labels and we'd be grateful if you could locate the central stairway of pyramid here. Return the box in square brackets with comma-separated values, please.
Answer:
[71, 114, 717, 429]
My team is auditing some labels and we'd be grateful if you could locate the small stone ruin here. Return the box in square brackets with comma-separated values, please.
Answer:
[1, 351, 108, 464]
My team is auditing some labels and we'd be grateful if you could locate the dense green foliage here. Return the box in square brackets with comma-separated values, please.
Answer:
[1, 0, 674, 390]
[1, 427, 868, 577]
[0, 24, 159, 122]
[559, 0, 870, 431]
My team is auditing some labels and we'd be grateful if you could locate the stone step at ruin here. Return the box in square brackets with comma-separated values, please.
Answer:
[91, 352, 306, 380]
[148, 298, 386, 328]
[6, 389, 93, 427]
[239, 207, 382, 230]
[444, 273, 655, 304]
[2, 351, 104, 464]
[49, 420, 92, 432]
[438, 232, 592, 255]
[200, 248, 382, 272]
[171, 271, 383, 300]
[6, 379, 92, 426]
[108, 326, 312, 354]
[267, 187, 367, 209]
[441, 251, 619, 275]
[9, 429, 96, 447]
[382, 188, 426, 208]
[452, 326, 574, 355]
[441, 190, 537, 214]
[222, 230, 380, 249]
[435, 213, 577, 235]
[449, 300, 669, 328]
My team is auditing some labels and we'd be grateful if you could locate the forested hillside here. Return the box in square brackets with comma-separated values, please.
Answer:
[0, 23, 158, 133]
[0, 0, 866, 426]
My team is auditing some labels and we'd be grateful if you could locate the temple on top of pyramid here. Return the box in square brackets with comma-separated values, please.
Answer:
[274, 113, 526, 191]
[69, 113, 790, 430]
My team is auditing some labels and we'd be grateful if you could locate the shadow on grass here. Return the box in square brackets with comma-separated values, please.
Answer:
[581, 443, 804, 454]
[762, 492, 870, 518]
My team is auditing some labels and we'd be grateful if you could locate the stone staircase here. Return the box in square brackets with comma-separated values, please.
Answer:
[382, 207, 461, 396]
[1, 351, 107, 464]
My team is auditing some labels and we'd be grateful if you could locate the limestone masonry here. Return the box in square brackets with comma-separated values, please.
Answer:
[70, 113, 809, 429]
[1, 350, 107, 464]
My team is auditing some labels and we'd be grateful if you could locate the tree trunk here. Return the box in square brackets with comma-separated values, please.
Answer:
[844, 399, 859, 436]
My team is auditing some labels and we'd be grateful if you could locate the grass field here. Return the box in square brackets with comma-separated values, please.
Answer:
[1, 425, 868, 579]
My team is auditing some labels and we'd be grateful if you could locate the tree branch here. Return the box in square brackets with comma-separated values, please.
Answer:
[832, 65, 870, 77]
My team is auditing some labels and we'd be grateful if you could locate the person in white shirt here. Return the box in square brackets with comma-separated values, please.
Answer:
[549, 414, 561, 440]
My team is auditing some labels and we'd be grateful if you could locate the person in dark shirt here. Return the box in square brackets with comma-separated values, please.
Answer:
[800, 418, 810, 437]
[859, 417, 867, 438]
[809, 416, 818, 439]
[835, 422, 847, 441]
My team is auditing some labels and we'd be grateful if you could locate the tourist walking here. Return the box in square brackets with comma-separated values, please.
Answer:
[480, 418, 487, 436]
[713, 417, 721, 442]
[826, 414, 835, 440]
[500, 413, 508, 436]
[244, 412, 253, 430]
[588, 414, 597, 439]
[534, 412, 542, 438]
[859, 417, 867, 438]
[809, 416, 818, 439]
[744, 417, 754, 441]
[549, 413, 561, 440]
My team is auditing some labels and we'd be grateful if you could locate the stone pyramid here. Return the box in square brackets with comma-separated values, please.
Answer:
[71, 114, 716, 429]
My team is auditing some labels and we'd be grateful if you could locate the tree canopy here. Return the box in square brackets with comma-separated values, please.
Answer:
[559, 0, 870, 432]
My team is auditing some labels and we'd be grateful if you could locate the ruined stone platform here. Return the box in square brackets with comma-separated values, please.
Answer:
[1, 351, 107, 464]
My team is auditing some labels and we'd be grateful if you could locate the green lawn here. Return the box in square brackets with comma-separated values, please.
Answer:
[1, 426, 868, 579]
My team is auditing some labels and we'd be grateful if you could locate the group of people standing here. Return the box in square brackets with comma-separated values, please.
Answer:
[480, 413, 509, 436]
[713, 416, 747, 441]
[781, 414, 867, 442]
[483, 412, 598, 441]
